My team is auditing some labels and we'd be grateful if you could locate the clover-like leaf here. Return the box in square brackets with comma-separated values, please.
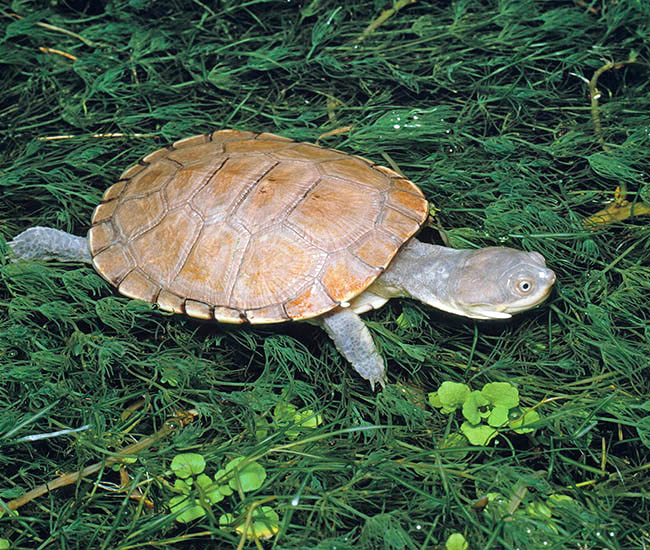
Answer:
[462, 390, 489, 424]
[0, 539, 9, 550]
[169, 494, 206, 523]
[196, 473, 224, 504]
[254, 416, 270, 441]
[225, 457, 267, 492]
[219, 506, 280, 540]
[273, 402, 297, 425]
[214, 468, 234, 496]
[487, 405, 510, 427]
[445, 532, 468, 550]
[174, 478, 192, 494]
[510, 408, 541, 434]
[295, 409, 323, 428]
[430, 381, 470, 413]
[481, 382, 519, 409]
[171, 453, 206, 479]
[460, 422, 497, 446]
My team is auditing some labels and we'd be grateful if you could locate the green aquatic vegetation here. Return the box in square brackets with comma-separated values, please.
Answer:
[429, 381, 541, 445]
[167, 451, 275, 537]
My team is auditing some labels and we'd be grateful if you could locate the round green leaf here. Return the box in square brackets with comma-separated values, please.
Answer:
[527, 500, 552, 521]
[171, 453, 206, 479]
[547, 494, 574, 509]
[274, 402, 297, 424]
[510, 408, 541, 434]
[460, 422, 497, 446]
[169, 495, 206, 523]
[174, 478, 192, 494]
[0, 539, 10, 550]
[214, 468, 234, 496]
[445, 533, 468, 550]
[225, 457, 267, 492]
[433, 381, 471, 413]
[487, 406, 509, 427]
[196, 473, 224, 504]
[481, 382, 519, 408]
[428, 392, 443, 408]
[462, 390, 488, 424]
[220, 507, 280, 540]
[440, 432, 469, 460]
[295, 409, 323, 428]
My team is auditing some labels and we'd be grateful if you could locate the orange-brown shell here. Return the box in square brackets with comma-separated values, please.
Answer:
[88, 129, 428, 324]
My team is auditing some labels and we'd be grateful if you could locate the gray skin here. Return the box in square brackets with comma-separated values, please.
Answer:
[8, 227, 556, 389]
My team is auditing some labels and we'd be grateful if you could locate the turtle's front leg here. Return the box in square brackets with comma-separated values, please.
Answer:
[8, 227, 92, 264]
[319, 308, 386, 390]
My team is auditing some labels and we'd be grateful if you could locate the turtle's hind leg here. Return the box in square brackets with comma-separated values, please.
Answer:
[319, 308, 386, 390]
[8, 227, 92, 264]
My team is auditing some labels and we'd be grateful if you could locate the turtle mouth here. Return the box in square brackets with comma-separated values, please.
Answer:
[465, 277, 556, 319]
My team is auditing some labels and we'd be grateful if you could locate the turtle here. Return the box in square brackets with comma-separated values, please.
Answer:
[7, 129, 556, 388]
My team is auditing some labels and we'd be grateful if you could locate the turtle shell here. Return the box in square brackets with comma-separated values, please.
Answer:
[88, 129, 428, 324]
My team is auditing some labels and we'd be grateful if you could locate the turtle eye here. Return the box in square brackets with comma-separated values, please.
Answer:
[516, 279, 534, 294]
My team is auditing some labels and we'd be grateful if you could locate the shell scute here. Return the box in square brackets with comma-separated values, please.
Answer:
[230, 227, 327, 310]
[319, 158, 391, 192]
[287, 176, 381, 252]
[172, 221, 249, 306]
[234, 160, 320, 233]
[190, 156, 277, 221]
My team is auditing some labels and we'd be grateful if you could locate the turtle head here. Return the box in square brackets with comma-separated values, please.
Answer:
[449, 247, 556, 320]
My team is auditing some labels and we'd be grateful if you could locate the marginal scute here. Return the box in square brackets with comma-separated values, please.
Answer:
[285, 282, 336, 320]
[119, 163, 146, 180]
[245, 303, 289, 324]
[319, 158, 391, 192]
[167, 143, 226, 164]
[173, 134, 210, 148]
[157, 289, 185, 314]
[92, 245, 135, 284]
[257, 132, 293, 142]
[210, 129, 257, 142]
[185, 300, 213, 320]
[142, 147, 172, 164]
[213, 305, 246, 324]
[88, 222, 116, 253]
[225, 139, 292, 154]
[380, 207, 424, 241]
[352, 229, 402, 269]
[92, 200, 119, 224]
[270, 143, 345, 162]
[386, 189, 428, 220]
[90, 130, 428, 323]
[119, 269, 159, 302]
[103, 180, 127, 202]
